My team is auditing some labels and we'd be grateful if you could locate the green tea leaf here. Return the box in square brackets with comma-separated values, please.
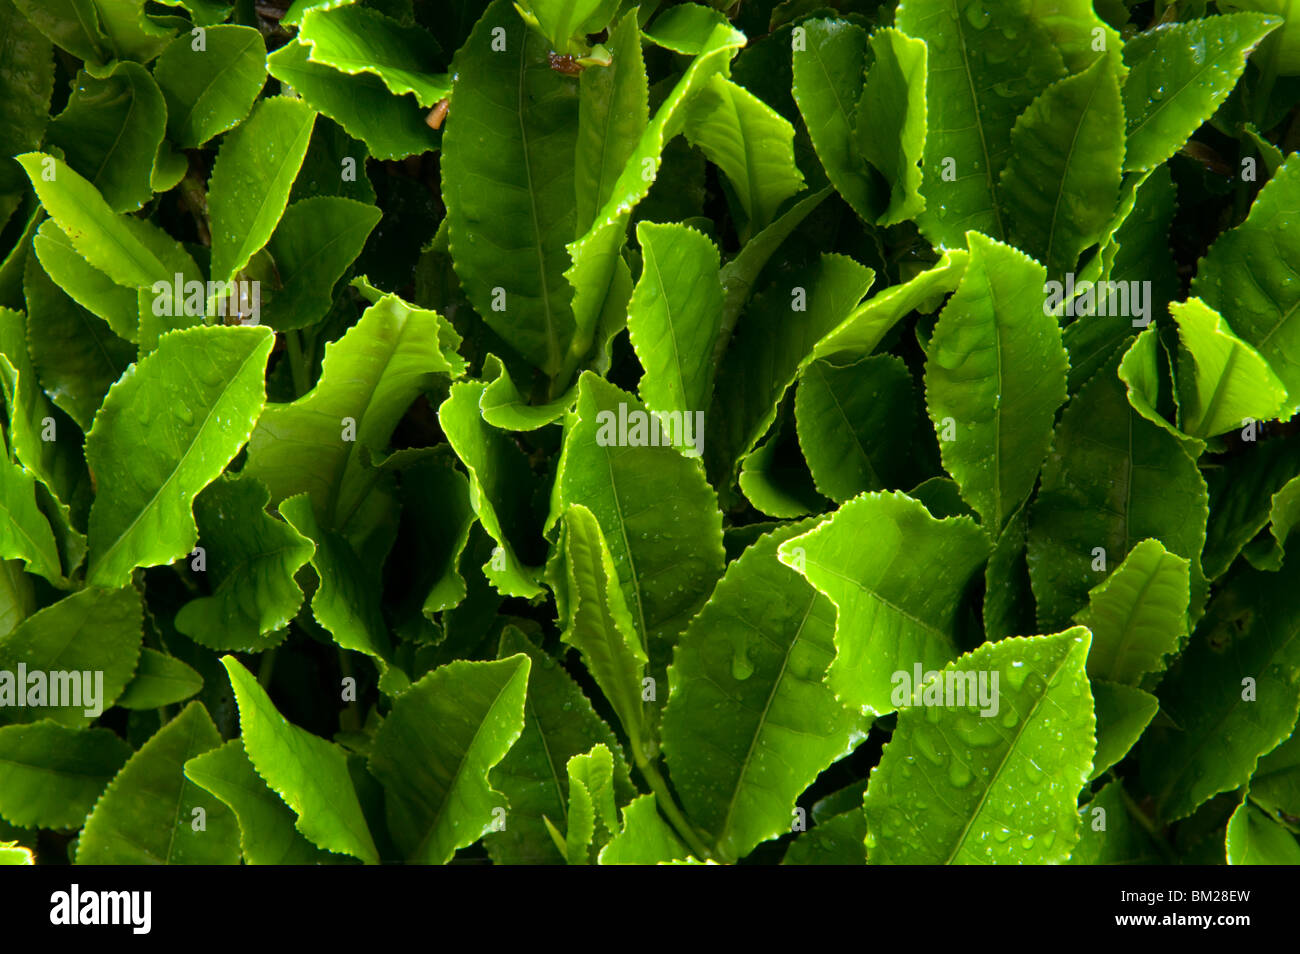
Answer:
[0, 586, 142, 727]
[154, 24, 267, 148]
[895, 0, 1066, 246]
[863, 628, 1095, 864]
[262, 197, 381, 331]
[683, 74, 804, 239]
[32, 220, 138, 341]
[299, 4, 449, 106]
[556, 504, 650, 756]
[1171, 297, 1289, 438]
[795, 354, 917, 501]
[857, 26, 927, 226]
[778, 491, 990, 716]
[1091, 680, 1159, 780]
[791, 18, 878, 223]
[222, 656, 378, 863]
[0, 722, 131, 829]
[1226, 800, 1300, 863]
[77, 702, 239, 864]
[367, 654, 530, 864]
[598, 793, 687, 864]
[438, 380, 545, 598]
[266, 38, 439, 160]
[924, 233, 1068, 531]
[85, 325, 274, 588]
[0, 0, 54, 225]
[208, 96, 316, 285]
[116, 648, 202, 710]
[1123, 14, 1281, 172]
[1074, 538, 1190, 685]
[1000, 55, 1125, 278]
[184, 739, 336, 865]
[485, 627, 631, 865]
[1028, 352, 1209, 630]
[45, 62, 169, 213]
[174, 474, 314, 652]
[441, 0, 578, 378]
[556, 375, 725, 679]
[627, 221, 724, 424]
[662, 521, 867, 862]
[246, 290, 460, 533]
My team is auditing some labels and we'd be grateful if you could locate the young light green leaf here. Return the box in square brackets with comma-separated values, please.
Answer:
[278, 493, 392, 662]
[857, 27, 927, 226]
[1123, 14, 1281, 172]
[1028, 352, 1209, 630]
[222, 656, 379, 863]
[266, 39, 440, 160]
[0, 454, 65, 588]
[116, 648, 202, 710]
[174, 474, 314, 652]
[438, 380, 545, 598]
[300, 4, 449, 106]
[563, 743, 618, 864]
[85, 325, 274, 588]
[32, 221, 138, 341]
[367, 655, 530, 864]
[184, 739, 337, 865]
[778, 491, 990, 716]
[556, 375, 725, 679]
[557, 504, 650, 758]
[77, 702, 239, 864]
[16, 153, 201, 295]
[519, 0, 619, 51]
[662, 521, 867, 863]
[809, 248, 966, 362]
[1193, 155, 1300, 410]
[485, 627, 632, 865]
[246, 290, 461, 533]
[208, 96, 316, 285]
[1171, 298, 1289, 439]
[863, 629, 1095, 864]
[87, 0, 176, 64]
[683, 73, 804, 239]
[795, 354, 917, 501]
[1226, 800, 1300, 864]
[0, 586, 142, 727]
[563, 16, 745, 384]
[1000, 55, 1125, 278]
[154, 24, 267, 148]
[627, 221, 724, 424]
[1074, 538, 1190, 685]
[0, 723, 131, 829]
[925, 233, 1069, 531]
[598, 794, 688, 865]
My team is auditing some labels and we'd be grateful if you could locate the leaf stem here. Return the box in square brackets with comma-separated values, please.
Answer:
[633, 748, 713, 861]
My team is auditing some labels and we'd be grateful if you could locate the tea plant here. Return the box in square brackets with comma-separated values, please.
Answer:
[0, 0, 1299, 866]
